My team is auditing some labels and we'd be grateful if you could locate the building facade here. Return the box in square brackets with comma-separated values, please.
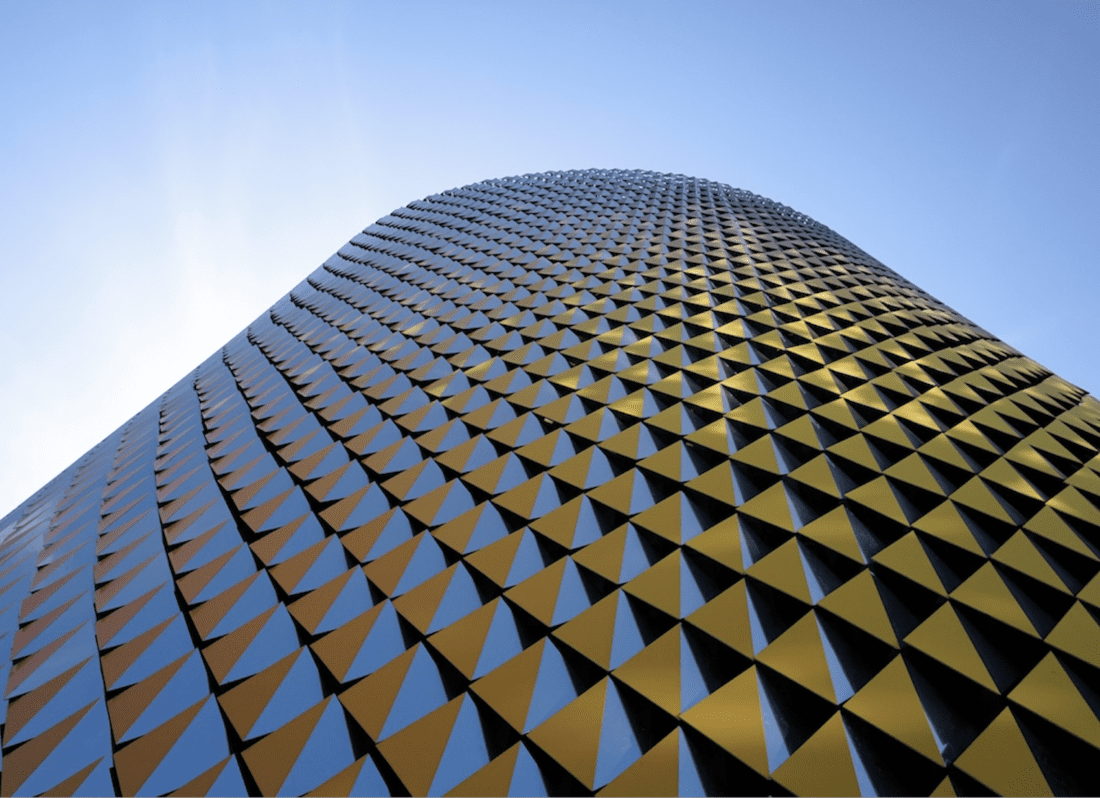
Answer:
[2, 169, 1099, 796]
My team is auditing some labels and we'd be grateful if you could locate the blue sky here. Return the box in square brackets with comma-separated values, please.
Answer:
[1, 0, 1098, 517]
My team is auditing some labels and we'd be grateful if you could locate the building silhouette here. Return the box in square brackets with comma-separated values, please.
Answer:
[2, 169, 1099, 796]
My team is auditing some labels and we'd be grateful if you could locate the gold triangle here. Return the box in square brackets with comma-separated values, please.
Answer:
[572, 525, 630, 584]
[464, 530, 526, 588]
[798, 506, 865, 563]
[747, 538, 812, 604]
[738, 483, 796, 533]
[872, 532, 947, 597]
[980, 459, 1044, 504]
[530, 496, 589, 550]
[169, 758, 235, 798]
[527, 679, 608, 790]
[600, 424, 643, 459]
[1027, 427, 1081, 466]
[638, 442, 687, 482]
[953, 708, 1053, 796]
[828, 435, 883, 473]
[918, 434, 976, 475]
[759, 356, 796, 382]
[624, 553, 681, 618]
[684, 516, 744, 573]
[1078, 572, 1100, 609]
[241, 698, 329, 796]
[843, 384, 890, 417]
[990, 531, 1071, 594]
[309, 601, 389, 683]
[885, 453, 947, 497]
[547, 448, 597, 491]
[817, 570, 898, 647]
[685, 420, 735, 456]
[1050, 486, 1100, 527]
[337, 646, 418, 739]
[771, 713, 860, 797]
[425, 598, 498, 679]
[951, 562, 1039, 637]
[587, 472, 636, 515]
[685, 383, 728, 414]
[1009, 651, 1100, 749]
[469, 640, 545, 732]
[685, 581, 754, 659]
[494, 474, 552, 518]
[1023, 506, 1098, 561]
[464, 454, 513, 495]
[1046, 601, 1100, 670]
[801, 371, 845, 401]
[731, 436, 782, 475]
[912, 501, 986, 558]
[632, 495, 684, 545]
[552, 591, 619, 670]
[725, 398, 771, 433]
[903, 604, 998, 693]
[362, 533, 424, 597]
[930, 775, 958, 797]
[844, 655, 942, 764]
[376, 696, 464, 797]
[972, 408, 1023, 443]
[863, 416, 918, 451]
[951, 478, 1016, 525]
[680, 666, 768, 777]
[946, 421, 1001, 459]
[596, 728, 679, 797]
[1069, 464, 1100, 499]
[213, 650, 298, 741]
[768, 382, 811, 414]
[774, 415, 827, 452]
[200, 606, 279, 684]
[431, 503, 491, 556]
[893, 401, 943, 437]
[756, 612, 835, 702]
[2, 701, 98, 795]
[446, 744, 521, 797]
[684, 463, 739, 507]
[504, 558, 568, 627]
[612, 626, 680, 715]
[848, 476, 911, 526]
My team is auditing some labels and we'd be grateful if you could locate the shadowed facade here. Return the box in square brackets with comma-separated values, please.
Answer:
[3, 169, 1100, 795]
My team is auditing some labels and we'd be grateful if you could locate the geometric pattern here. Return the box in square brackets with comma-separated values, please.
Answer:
[2, 168, 1100, 796]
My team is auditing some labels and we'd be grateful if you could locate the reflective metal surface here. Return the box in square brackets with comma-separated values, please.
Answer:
[2, 169, 1099, 795]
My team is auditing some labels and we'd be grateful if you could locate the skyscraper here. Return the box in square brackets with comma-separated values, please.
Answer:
[2, 169, 1099, 796]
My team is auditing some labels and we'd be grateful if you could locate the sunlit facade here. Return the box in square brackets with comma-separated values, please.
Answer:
[3, 169, 1100, 796]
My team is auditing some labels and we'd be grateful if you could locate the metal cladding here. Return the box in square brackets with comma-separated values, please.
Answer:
[3, 169, 1100, 797]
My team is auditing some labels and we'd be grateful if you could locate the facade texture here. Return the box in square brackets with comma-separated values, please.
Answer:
[3, 169, 1100, 796]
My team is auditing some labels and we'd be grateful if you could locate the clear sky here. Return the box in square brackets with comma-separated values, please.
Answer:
[1, 0, 1098, 518]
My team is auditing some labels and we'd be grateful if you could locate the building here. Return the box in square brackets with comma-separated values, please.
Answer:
[2, 169, 1099, 796]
